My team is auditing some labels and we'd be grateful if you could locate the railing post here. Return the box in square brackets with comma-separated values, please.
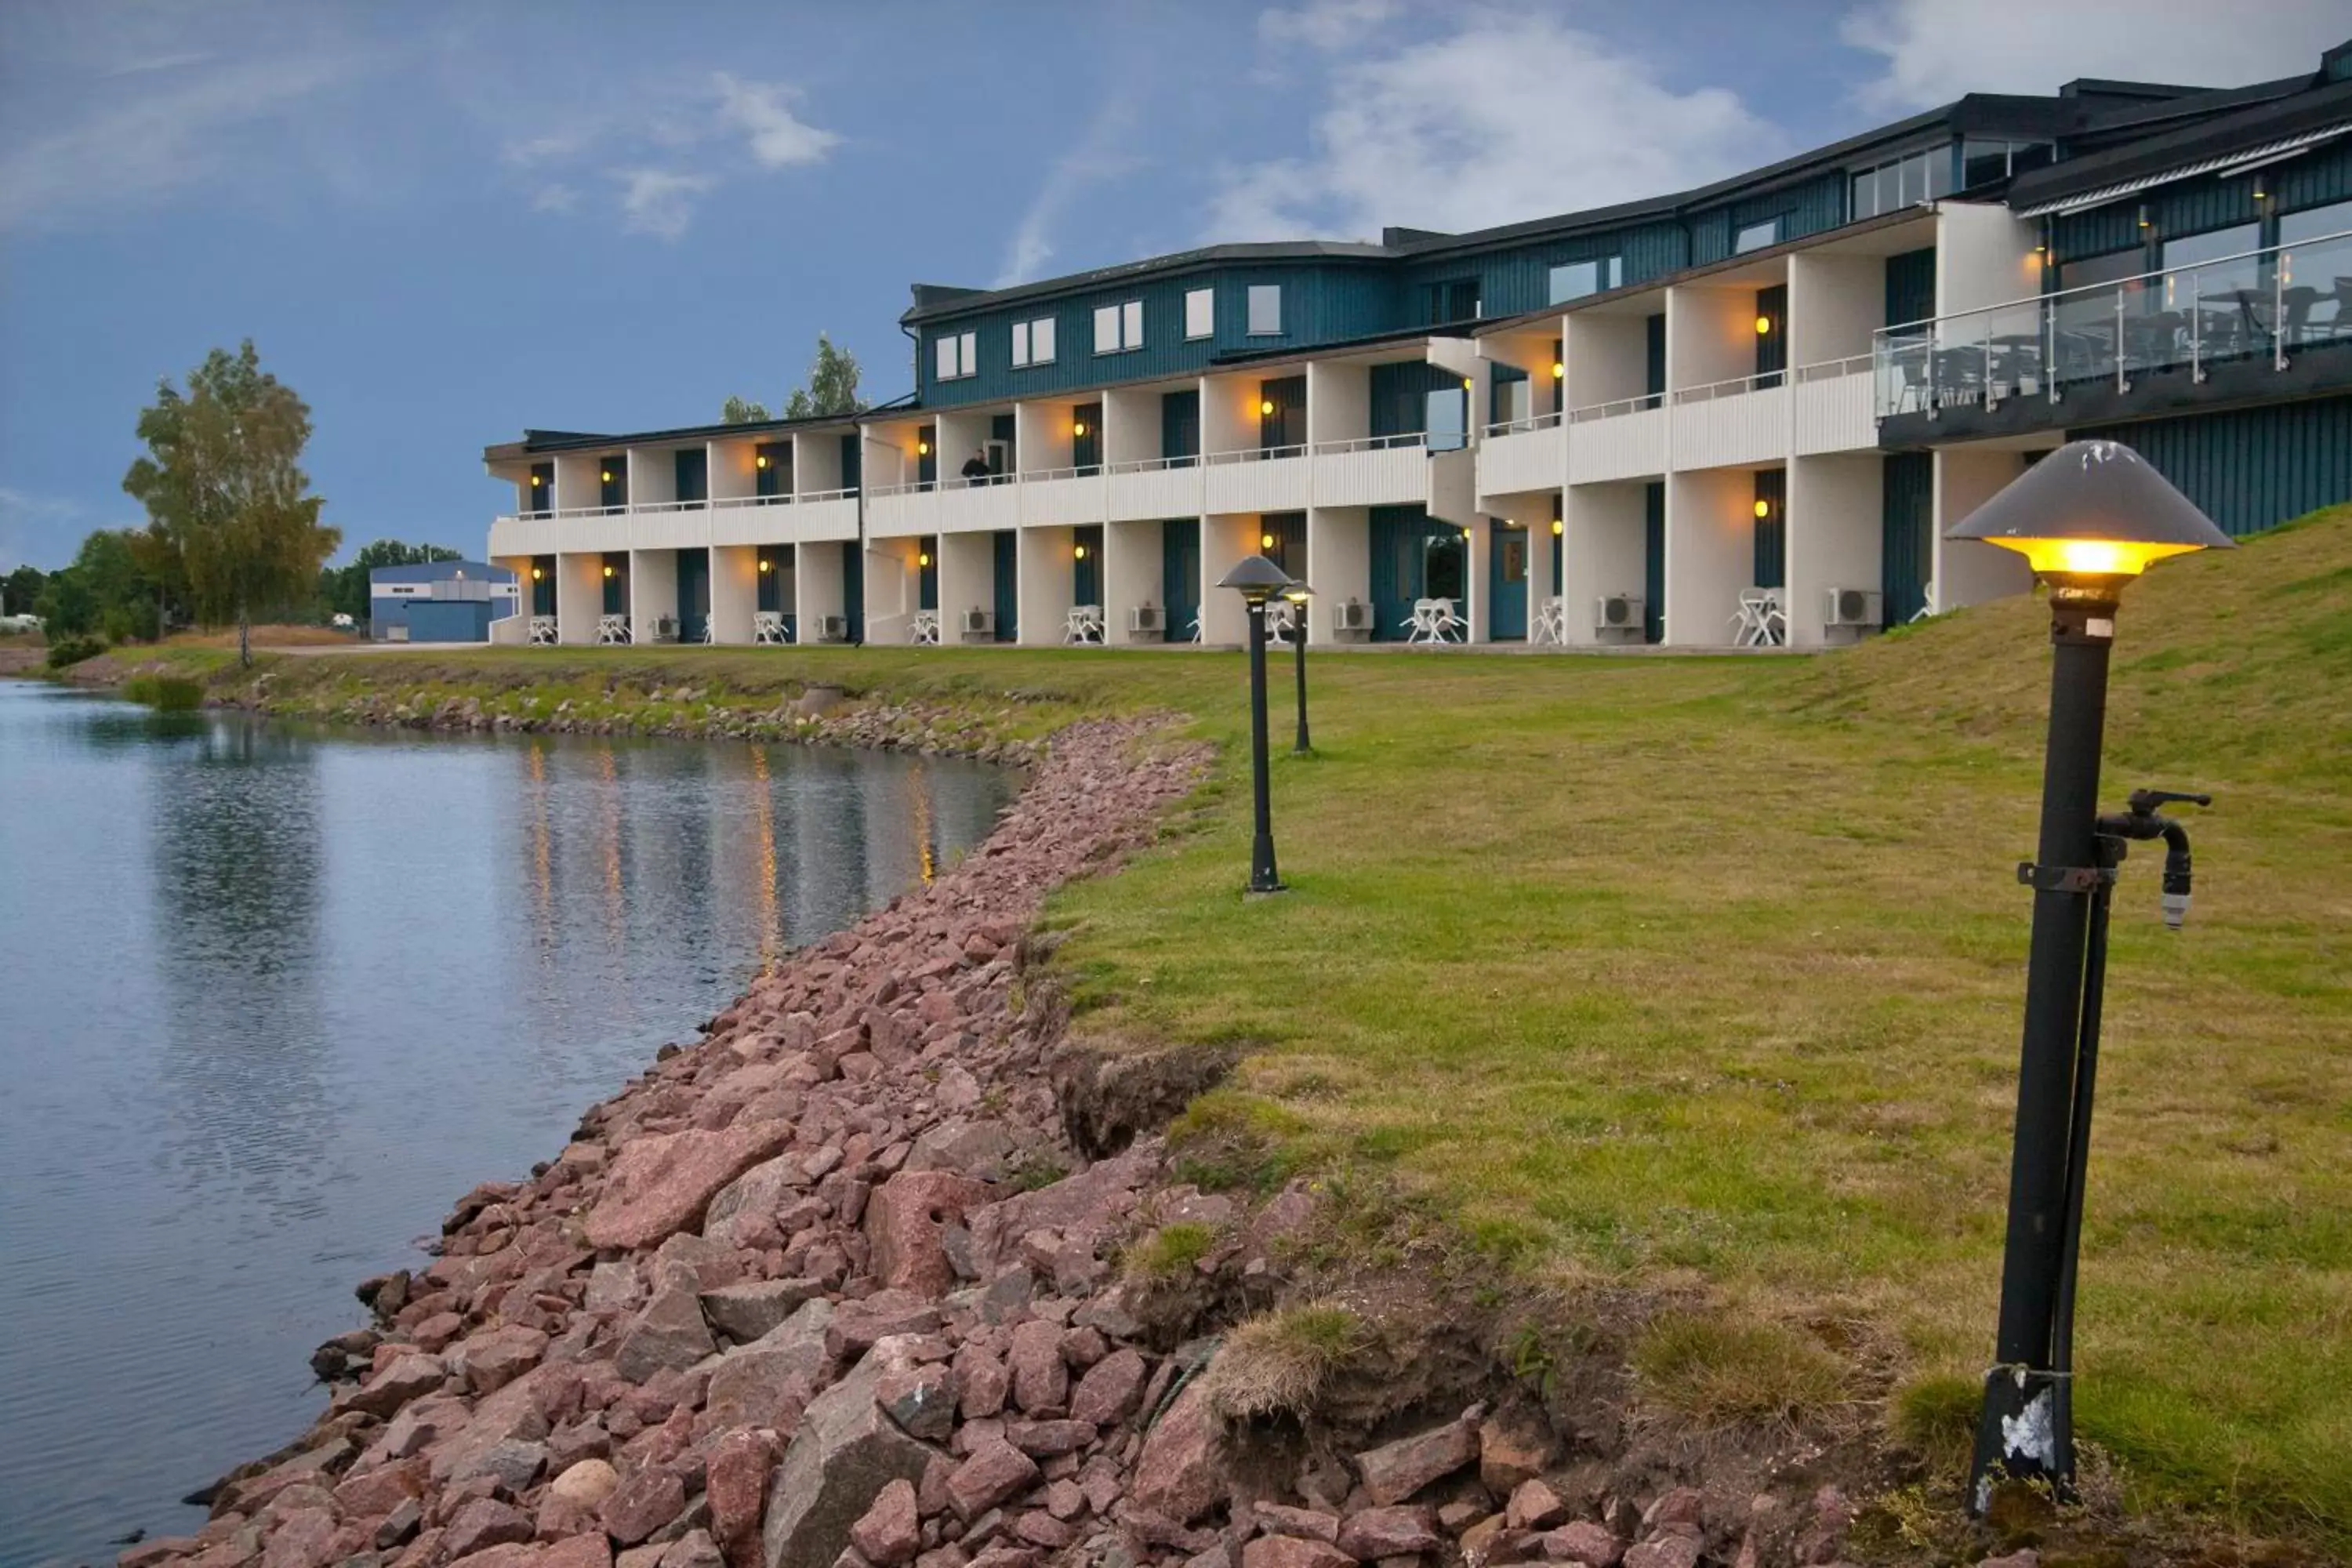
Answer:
[2045, 292, 2059, 405]
[2274, 254, 2288, 372]
[2190, 271, 2203, 384]
[2115, 288, 2130, 394]
[1982, 313, 1997, 410]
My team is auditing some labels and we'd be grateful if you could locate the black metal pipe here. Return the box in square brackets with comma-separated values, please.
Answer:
[2049, 844, 2115, 1479]
[1971, 590, 2115, 1506]
[1246, 598, 1282, 893]
[1292, 619, 1311, 754]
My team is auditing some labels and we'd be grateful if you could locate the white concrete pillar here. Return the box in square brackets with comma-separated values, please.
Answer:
[1200, 514, 1254, 644]
[629, 549, 678, 644]
[711, 544, 759, 644]
[1305, 506, 1369, 644]
[1664, 470, 1749, 647]
[1786, 453, 1882, 648]
[556, 552, 602, 645]
[939, 531, 995, 642]
[1104, 519, 1156, 643]
[1563, 483, 1647, 646]
[1934, 446, 2037, 612]
[796, 542, 844, 641]
[1017, 525, 1077, 646]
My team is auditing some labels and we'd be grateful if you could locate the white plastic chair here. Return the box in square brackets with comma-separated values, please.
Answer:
[528, 615, 557, 646]
[1908, 579, 1937, 623]
[753, 611, 789, 645]
[1433, 597, 1467, 642]
[1267, 602, 1298, 648]
[912, 611, 941, 646]
[596, 613, 630, 645]
[1063, 605, 1105, 645]
[1530, 597, 1566, 645]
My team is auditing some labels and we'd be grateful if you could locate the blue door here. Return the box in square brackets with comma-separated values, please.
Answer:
[1642, 482, 1665, 644]
[842, 542, 864, 641]
[1162, 520, 1200, 641]
[1881, 452, 1932, 625]
[532, 556, 556, 615]
[993, 531, 1018, 641]
[1489, 526, 1529, 639]
[918, 539, 938, 611]
[1370, 505, 1455, 638]
[1752, 469, 1786, 589]
[1073, 525, 1103, 606]
[602, 552, 628, 615]
[1258, 512, 1305, 576]
[677, 549, 710, 641]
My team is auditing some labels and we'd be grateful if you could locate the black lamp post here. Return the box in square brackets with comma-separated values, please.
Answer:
[1949, 440, 2232, 1510]
[1279, 579, 1315, 754]
[1217, 554, 1295, 894]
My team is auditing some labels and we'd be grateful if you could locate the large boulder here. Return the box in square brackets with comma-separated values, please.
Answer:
[960, 1151, 1152, 1278]
[701, 1278, 825, 1345]
[707, 1299, 836, 1431]
[615, 1281, 717, 1384]
[1131, 1380, 1223, 1524]
[760, 1345, 940, 1568]
[866, 1171, 993, 1295]
[586, 1120, 794, 1251]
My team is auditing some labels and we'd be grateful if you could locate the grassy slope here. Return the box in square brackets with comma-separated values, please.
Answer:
[144, 510, 2350, 1536]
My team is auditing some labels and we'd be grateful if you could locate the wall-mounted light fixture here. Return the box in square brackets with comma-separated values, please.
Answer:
[1073, 543, 1088, 561]
[2136, 202, 2152, 231]
[2252, 173, 2270, 204]
[1461, 377, 1474, 390]
[1755, 314, 1773, 336]
[603, 564, 615, 578]
[1261, 532, 1276, 550]
[756, 454, 769, 469]
[1755, 497, 1773, 519]
[1073, 420, 1088, 437]
[758, 557, 772, 573]
[918, 550, 932, 568]
[1552, 517, 1564, 536]
[601, 470, 613, 482]
[917, 440, 931, 456]
[531, 566, 544, 580]
[1552, 361, 1565, 379]
[1259, 399, 1275, 416]
[531, 474, 544, 486]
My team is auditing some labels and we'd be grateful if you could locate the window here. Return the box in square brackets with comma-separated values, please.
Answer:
[2281, 198, 2352, 247]
[1548, 256, 1623, 303]
[1734, 217, 1782, 254]
[1427, 278, 1479, 325]
[1961, 139, 2053, 188]
[1011, 316, 1056, 368]
[1850, 146, 1959, 220]
[1185, 288, 1214, 339]
[1094, 299, 1145, 354]
[936, 331, 976, 381]
[1247, 284, 1282, 336]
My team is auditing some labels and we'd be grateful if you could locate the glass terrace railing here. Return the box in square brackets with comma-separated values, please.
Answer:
[1873, 227, 2352, 419]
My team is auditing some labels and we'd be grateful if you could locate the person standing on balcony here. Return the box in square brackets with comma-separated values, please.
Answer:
[960, 448, 992, 485]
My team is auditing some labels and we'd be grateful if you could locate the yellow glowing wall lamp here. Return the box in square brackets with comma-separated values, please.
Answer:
[602, 564, 615, 578]
[1552, 517, 1564, 536]
[1755, 314, 1774, 336]
[1552, 361, 1565, 379]
[1073, 420, 1088, 437]
[917, 550, 932, 568]
[531, 566, 544, 579]
[757, 557, 773, 573]
[1260, 532, 1277, 550]
[1946, 439, 2232, 590]
[530, 473, 545, 485]
[755, 453, 769, 469]
[600, 469, 614, 482]
[1073, 543, 1088, 561]
[1259, 399, 1276, 416]
[1754, 497, 1773, 519]
[916, 440, 931, 456]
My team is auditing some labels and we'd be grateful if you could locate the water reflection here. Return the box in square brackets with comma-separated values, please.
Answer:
[0, 684, 1018, 1567]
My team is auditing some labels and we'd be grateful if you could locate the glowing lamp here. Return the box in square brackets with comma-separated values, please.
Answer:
[1755, 315, 1773, 336]
[757, 557, 772, 572]
[1073, 420, 1087, 437]
[601, 470, 613, 482]
[530, 474, 544, 486]
[917, 440, 931, 456]
[1259, 399, 1275, 416]
[1261, 532, 1276, 550]
[531, 566, 543, 580]
[1552, 361, 1565, 379]
[1552, 517, 1563, 536]
[918, 551, 932, 568]
[602, 564, 615, 578]
[1461, 377, 1473, 390]
[2136, 202, 2152, 230]
[1754, 498, 1772, 519]
[1945, 440, 2231, 593]
[1461, 528, 1472, 542]
[1073, 543, 1088, 561]
[756, 454, 769, 469]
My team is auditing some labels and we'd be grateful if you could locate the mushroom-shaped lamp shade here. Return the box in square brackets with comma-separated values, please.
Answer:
[1944, 440, 2233, 586]
[1279, 579, 1315, 604]
[1216, 554, 1296, 606]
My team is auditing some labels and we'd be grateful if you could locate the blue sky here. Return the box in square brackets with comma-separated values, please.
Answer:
[2, 0, 2346, 571]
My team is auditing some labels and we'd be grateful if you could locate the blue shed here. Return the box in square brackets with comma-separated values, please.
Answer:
[368, 560, 521, 643]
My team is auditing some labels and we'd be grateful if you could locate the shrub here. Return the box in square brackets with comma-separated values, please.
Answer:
[122, 674, 205, 711]
[1125, 1221, 1218, 1283]
[1631, 1313, 1849, 1429]
[45, 635, 105, 670]
[1198, 1302, 1369, 1421]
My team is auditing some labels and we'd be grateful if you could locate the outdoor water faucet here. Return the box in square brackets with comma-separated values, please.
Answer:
[2097, 788, 2211, 931]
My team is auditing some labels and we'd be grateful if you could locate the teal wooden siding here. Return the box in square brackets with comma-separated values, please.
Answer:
[677, 548, 710, 641]
[1073, 402, 1102, 472]
[917, 426, 937, 487]
[1161, 519, 1200, 641]
[2049, 143, 2352, 269]
[1368, 506, 1462, 639]
[840, 435, 862, 491]
[1399, 220, 1688, 318]
[1752, 469, 1786, 588]
[916, 261, 1403, 407]
[602, 551, 627, 614]
[674, 448, 708, 503]
[1642, 482, 1664, 643]
[991, 413, 1017, 475]
[1690, 170, 1851, 266]
[1370, 361, 1454, 437]
[842, 541, 864, 641]
[1881, 451, 1932, 624]
[600, 456, 627, 510]
[527, 462, 553, 514]
[2075, 396, 2352, 539]
[1755, 285, 1788, 386]
[1162, 390, 1200, 462]
[993, 531, 1019, 641]
[1258, 511, 1305, 576]
[918, 538, 938, 610]
[531, 556, 556, 615]
[1885, 246, 1936, 327]
[757, 556, 782, 613]
[1646, 314, 1668, 404]
[1073, 524, 1103, 606]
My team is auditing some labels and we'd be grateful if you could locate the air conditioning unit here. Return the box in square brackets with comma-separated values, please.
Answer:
[1127, 604, 1166, 634]
[815, 615, 850, 643]
[960, 608, 994, 637]
[1333, 599, 1374, 633]
[1824, 587, 1882, 628]
[1595, 593, 1645, 632]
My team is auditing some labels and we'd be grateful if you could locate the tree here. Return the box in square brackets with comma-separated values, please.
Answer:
[720, 394, 772, 423]
[31, 530, 165, 641]
[2, 564, 43, 619]
[321, 539, 463, 624]
[122, 341, 340, 666]
[783, 333, 867, 419]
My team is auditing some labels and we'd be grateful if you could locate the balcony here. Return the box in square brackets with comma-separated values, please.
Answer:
[1874, 226, 2352, 442]
[1792, 355, 1876, 454]
[1106, 456, 1207, 521]
[1309, 432, 1429, 508]
[1565, 394, 1668, 482]
[1020, 466, 1109, 526]
[1203, 442, 1312, 514]
[867, 477, 1018, 537]
[1671, 371, 1788, 470]
[492, 490, 862, 556]
[708, 487, 859, 545]
[1478, 412, 1564, 499]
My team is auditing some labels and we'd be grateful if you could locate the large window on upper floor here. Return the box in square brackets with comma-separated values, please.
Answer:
[935, 331, 977, 381]
[1011, 317, 1057, 368]
[1960, 139, 2053, 189]
[1185, 289, 1214, 339]
[1094, 299, 1145, 354]
[1548, 256, 1623, 303]
[1247, 285, 1282, 336]
[1850, 146, 1956, 221]
[2281, 198, 2352, 247]
[1733, 217, 1783, 254]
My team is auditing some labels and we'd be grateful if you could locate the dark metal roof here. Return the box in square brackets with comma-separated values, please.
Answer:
[484, 411, 865, 463]
[2008, 64, 2352, 211]
[900, 241, 1394, 325]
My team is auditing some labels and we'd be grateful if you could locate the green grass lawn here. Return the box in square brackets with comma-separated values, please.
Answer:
[148, 510, 2351, 1540]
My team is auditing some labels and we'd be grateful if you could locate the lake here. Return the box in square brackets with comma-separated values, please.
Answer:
[0, 681, 1019, 1567]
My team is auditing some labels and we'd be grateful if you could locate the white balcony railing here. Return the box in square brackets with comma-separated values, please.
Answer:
[1872, 226, 2352, 419]
[1483, 409, 1564, 437]
[1671, 368, 1788, 405]
[1566, 392, 1664, 424]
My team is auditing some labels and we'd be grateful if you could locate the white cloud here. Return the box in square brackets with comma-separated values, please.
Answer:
[1842, 0, 2351, 111]
[0, 53, 352, 232]
[996, 96, 1142, 286]
[531, 183, 579, 215]
[618, 169, 717, 241]
[714, 74, 841, 169]
[1260, 0, 1399, 50]
[1208, 9, 1777, 241]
